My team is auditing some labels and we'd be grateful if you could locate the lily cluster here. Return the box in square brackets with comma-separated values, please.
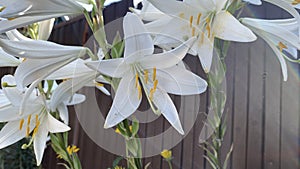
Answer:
[0, 0, 299, 167]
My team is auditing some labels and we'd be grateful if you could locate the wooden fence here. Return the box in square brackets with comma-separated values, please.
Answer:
[0, 1, 299, 169]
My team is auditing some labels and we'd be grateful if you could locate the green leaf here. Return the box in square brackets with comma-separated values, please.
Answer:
[131, 118, 139, 138]
[111, 31, 124, 59]
[223, 144, 234, 169]
[112, 156, 123, 168]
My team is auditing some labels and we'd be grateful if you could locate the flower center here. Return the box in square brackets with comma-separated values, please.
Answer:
[19, 114, 40, 138]
[278, 42, 287, 52]
[292, 0, 300, 5]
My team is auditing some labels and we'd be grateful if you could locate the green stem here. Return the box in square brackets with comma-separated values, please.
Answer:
[167, 160, 173, 169]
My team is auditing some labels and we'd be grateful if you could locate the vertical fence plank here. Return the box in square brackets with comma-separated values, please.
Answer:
[232, 42, 249, 169]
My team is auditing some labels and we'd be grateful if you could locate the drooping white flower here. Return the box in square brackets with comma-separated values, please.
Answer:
[147, 0, 257, 72]
[86, 13, 207, 135]
[46, 58, 110, 111]
[0, 75, 71, 166]
[0, 0, 92, 33]
[241, 17, 300, 81]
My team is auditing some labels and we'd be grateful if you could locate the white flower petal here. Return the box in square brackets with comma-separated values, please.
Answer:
[37, 18, 55, 40]
[197, 36, 214, 73]
[0, 38, 87, 59]
[6, 29, 32, 41]
[50, 74, 96, 110]
[57, 104, 69, 124]
[104, 73, 142, 128]
[151, 88, 184, 135]
[148, 0, 189, 16]
[213, 11, 257, 42]
[85, 58, 129, 78]
[15, 56, 77, 88]
[139, 37, 196, 69]
[156, 66, 207, 95]
[243, 0, 262, 5]
[123, 12, 154, 58]
[65, 93, 86, 106]
[47, 59, 94, 80]
[0, 120, 35, 149]
[33, 122, 48, 166]
[46, 113, 71, 133]
[0, 48, 20, 67]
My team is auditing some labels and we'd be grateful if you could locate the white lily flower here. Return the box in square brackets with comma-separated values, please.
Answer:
[147, 0, 257, 72]
[0, 38, 89, 89]
[86, 13, 207, 135]
[0, 0, 92, 33]
[46, 58, 110, 111]
[241, 17, 300, 81]
[243, 0, 262, 5]
[0, 75, 70, 166]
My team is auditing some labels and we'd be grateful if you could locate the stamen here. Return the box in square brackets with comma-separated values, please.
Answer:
[8, 17, 15, 21]
[189, 16, 193, 27]
[137, 84, 142, 100]
[192, 27, 196, 36]
[206, 18, 211, 38]
[152, 67, 156, 81]
[153, 79, 158, 90]
[292, 0, 300, 5]
[95, 82, 104, 87]
[144, 70, 149, 84]
[19, 119, 24, 130]
[27, 115, 32, 126]
[0, 7, 5, 12]
[278, 42, 287, 52]
[67, 145, 80, 155]
[26, 115, 32, 137]
[201, 32, 205, 44]
[149, 88, 155, 101]
[197, 13, 202, 25]
[135, 73, 139, 88]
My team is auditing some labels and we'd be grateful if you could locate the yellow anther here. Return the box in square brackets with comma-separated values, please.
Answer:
[8, 17, 15, 21]
[67, 145, 80, 155]
[201, 32, 205, 44]
[192, 27, 196, 36]
[161, 149, 172, 159]
[152, 67, 156, 81]
[179, 12, 185, 19]
[0, 7, 5, 12]
[95, 82, 104, 87]
[19, 119, 25, 130]
[26, 126, 30, 137]
[292, 0, 300, 5]
[35, 115, 38, 123]
[278, 42, 287, 52]
[189, 16, 193, 27]
[27, 115, 32, 126]
[144, 70, 149, 84]
[153, 79, 158, 90]
[205, 18, 211, 37]
[197, 13, 202, 25]
[149, 88, 155, 101]
[137, 84, 142, 100]
[57, 154, 63, 159]
[135, 73, 139, 88]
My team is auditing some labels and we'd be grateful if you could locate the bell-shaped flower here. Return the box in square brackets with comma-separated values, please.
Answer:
[0, 0, 92, 33]
[46, 58, 110, 111]
[146, 0, 257, 72]
[0, 75, 71, 166]
[86, 13, 207, 135]
[241, 17, 300, 81]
